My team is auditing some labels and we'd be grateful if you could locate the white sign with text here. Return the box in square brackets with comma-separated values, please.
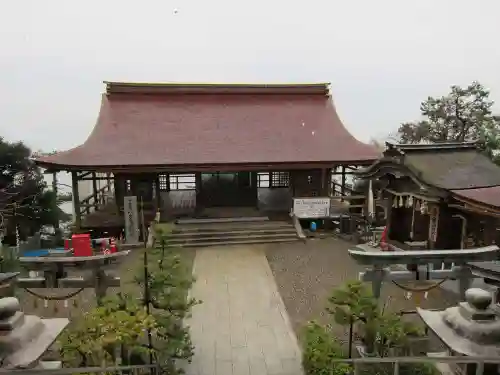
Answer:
[293, 197, 331, 218]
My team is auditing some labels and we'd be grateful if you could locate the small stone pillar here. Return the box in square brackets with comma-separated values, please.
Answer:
[0, 273, 69, 369]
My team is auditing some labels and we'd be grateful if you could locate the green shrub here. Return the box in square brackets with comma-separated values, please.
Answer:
[302, 321, 351, 375]
[302, 281, 439, 375]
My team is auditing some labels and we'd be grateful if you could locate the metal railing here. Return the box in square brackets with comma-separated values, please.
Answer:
[8, 356, 500, 375]
[7, 364, 160, 375]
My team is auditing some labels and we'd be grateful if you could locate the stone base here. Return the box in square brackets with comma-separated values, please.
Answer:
[36, 361, 62, 369]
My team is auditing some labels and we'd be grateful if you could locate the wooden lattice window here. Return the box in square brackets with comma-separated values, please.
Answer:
[271, 172, 289, 188]
[158, 174, 169, 191]
[169, 174, 196, 190]
[257, 173, 270, 188]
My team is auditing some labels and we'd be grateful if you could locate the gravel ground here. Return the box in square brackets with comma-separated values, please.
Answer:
[265, 237, 459, 347]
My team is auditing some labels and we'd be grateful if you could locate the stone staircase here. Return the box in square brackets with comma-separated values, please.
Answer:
[161, 217, 299, 248]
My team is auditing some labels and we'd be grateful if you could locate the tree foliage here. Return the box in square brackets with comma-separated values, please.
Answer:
[397, 82, 500, 161]
[135, 226, 200, 373]
[58, 226, 199, 374]
[0, 138, 70, 243]
[58, 295, 156, 368]
[302, 281, 437, 375]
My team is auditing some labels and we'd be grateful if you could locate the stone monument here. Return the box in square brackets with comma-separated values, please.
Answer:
[418, 288, 500, 375]
[0, 272, 69, 370]
[123, 196, 139, 244]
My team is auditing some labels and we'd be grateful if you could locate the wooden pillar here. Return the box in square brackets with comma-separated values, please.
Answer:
[321, 168, 326, 196]
[92, 172, 98, 211]
[385, 192, 393, 238]
[155, 175, 161, 211]
[106, 172, 111, 192]
[195, 172, 202, 212]
[340, 166, 346, 200]
[52, 172, 59, 230]
[251, 172, 258, 207]
[71, 171, 81, 230]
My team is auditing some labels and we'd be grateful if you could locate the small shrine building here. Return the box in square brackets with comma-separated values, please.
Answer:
[356, 142, 500, 253]
[35, 82, 378, 232]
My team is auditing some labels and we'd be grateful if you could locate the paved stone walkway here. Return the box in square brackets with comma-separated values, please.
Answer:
[184, 246, 303, 375]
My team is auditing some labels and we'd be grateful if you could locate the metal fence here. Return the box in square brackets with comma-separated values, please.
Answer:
[5, 364, 160, 375]
[7, 356, 500, 375]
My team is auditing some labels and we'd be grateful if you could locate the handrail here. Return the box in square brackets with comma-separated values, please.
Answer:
[7, 364, 160, 375]
[8, 356, 500, 374]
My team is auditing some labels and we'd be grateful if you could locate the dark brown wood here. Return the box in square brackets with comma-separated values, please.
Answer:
[71, 171, 81, 229]
[92, 172, 98, 210]
[321, 168, 326, 196]
[341, 166, 346, 200]
[52, 172, 59, 230]
[155, 175, 161, 211]
[43, 159, 376, 174]
[107, 172, 112, 191]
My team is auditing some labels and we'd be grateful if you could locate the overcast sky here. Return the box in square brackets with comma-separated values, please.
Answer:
[1, 0, 500, 152]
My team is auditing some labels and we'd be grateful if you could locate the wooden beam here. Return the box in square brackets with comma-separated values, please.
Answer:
[78, 171, 92, 179]
[35, 160, 377, 174]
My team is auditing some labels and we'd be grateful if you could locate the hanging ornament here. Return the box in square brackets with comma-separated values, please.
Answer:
[392, 197, 397, 208]
[73, 299, 78, 308]
[408, 196, 414, 207]
[398, 196, 404, 207]
[415, 199, 421, 211]
[44, 300, 48, 308]
[64, 300, 69, 309]
[420, 201, 429, 215]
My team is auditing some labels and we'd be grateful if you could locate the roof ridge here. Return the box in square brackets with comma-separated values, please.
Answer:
[104, 82, 331, 96]
[386, 141, 479, 153]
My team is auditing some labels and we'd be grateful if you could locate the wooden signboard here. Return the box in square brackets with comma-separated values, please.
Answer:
[293, 197, 330, 219]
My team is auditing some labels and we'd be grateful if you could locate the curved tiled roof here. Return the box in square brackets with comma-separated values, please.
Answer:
[36, 82, 378, 169]
[452, 186, 500, 209]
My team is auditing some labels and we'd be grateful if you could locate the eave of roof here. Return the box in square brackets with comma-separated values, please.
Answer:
[451, 185, 500, 210]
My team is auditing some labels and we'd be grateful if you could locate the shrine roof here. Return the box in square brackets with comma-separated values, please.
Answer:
[35, 82, 378, 170]
[359, 141, 500, 208]
[401, 147, 500, 190]
[451, 185, 500, 209]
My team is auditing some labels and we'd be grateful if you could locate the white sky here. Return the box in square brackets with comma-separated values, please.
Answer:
[1, 0, 500, 152]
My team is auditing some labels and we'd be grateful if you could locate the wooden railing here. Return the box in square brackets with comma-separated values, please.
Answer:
[8, 364, 160, 375]
[79, 184, 113, 215]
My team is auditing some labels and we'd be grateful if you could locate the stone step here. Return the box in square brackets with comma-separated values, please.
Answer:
[172, 221, 292, 233]
[165, 237, 299, 248]
[175, 216, 269, 225]
[171, 227, 296, 238]
[165, 233, 298, 246]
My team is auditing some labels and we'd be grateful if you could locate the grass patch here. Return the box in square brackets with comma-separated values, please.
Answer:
[154, 222, 175, 234]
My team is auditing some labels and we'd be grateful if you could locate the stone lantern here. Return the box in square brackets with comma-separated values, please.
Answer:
[0, 272, 69, 370]
[417, 288, 500, 375]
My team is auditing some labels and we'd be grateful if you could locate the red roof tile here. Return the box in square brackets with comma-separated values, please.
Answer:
[36, 83, 378, 169]
[452, 186, 500, 209]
